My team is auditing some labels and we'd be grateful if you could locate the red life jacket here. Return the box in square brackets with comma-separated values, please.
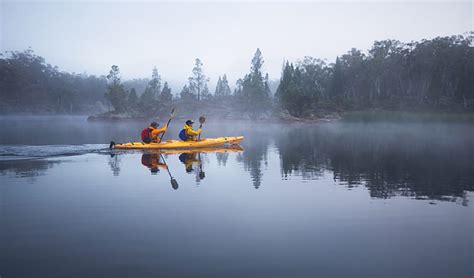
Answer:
[141, 127, 152, 143]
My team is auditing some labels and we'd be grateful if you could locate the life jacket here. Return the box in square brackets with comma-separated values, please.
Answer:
[179, 129, 188, 141]
[141, 127, 152, 143]
[141, 153, 152, 167]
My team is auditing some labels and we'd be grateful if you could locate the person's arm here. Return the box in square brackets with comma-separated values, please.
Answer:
[156, 126, 167, 134]
[187, 128, 202, 136]
[151, 127, 167, 139]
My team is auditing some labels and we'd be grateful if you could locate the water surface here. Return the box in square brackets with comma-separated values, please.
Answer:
[1, 115, 473, 278]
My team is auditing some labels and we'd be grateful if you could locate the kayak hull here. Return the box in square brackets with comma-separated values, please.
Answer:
[113, 136, 244, 150]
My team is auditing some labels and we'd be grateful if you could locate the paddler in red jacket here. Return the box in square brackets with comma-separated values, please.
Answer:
[141, 122, 167, 143]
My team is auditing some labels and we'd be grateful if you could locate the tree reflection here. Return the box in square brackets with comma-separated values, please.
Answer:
[274, 123, 474, 204]
[108, 154, 121, 176]
[216, 152, 229, 166]
[275, 128, 327, 180]
[239, 130, 269, 189]
[0, 159, 61, 181]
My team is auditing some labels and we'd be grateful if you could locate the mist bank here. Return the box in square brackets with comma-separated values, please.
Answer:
[1, 33, 473, 119]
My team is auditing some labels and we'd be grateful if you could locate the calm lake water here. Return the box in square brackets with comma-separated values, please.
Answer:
[1, 115, 473, 278]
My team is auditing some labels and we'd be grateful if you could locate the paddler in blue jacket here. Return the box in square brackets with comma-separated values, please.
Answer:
[179, 120, 202, 141]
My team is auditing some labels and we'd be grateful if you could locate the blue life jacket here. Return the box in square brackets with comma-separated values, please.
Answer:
[179, 129, 188, 141]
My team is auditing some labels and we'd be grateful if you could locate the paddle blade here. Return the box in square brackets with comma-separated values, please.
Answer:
[199, 116, 206, 124]
[171, 178, 179, 190]
[170, 108, 176, 118]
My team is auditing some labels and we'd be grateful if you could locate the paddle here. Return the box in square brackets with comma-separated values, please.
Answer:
[198, 116, 206, 140]
[198, 152, 205, 180]
[159, 153, 179, 190]
[159, 108, 176, 142]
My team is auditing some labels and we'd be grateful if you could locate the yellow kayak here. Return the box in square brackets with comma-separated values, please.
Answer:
[111, 136, 244, 150]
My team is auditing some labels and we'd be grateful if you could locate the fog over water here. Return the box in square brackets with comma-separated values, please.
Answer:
[0, 116, 473, 277]
[1, 115, 473, 200]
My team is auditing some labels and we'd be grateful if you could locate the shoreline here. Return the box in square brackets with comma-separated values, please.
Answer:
[2, 110, 473, 124]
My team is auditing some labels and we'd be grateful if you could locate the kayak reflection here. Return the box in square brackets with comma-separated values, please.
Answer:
[140, 146, 244, 188]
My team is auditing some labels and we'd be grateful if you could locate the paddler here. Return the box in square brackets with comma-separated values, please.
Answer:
[178, 120, 202, 141]
[141, 122, 167, 143]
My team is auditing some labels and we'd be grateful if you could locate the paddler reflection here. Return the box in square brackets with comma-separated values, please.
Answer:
[178, 152, 205, 182]
[141, 152, 179, 190]
[141, 153, 167, 174]
[139, 147, 244, 188]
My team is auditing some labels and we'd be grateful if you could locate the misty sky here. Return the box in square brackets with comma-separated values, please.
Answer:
[1, 1, 472, 90]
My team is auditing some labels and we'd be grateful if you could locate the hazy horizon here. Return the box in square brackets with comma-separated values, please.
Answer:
[1, 1, 472, 90]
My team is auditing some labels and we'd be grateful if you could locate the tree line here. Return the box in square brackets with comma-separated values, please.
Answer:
[277, 33, 474, 116]
[0, 49, 106, 113]
[1, 33, 472, 116]
[97, 49, 273, 118]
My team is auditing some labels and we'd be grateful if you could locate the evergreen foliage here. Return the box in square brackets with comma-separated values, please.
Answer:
[237, 48, 272, 118]
[105, 65, 127, 112]
[128, 88, 138, 110]
[276, 34, 474, 116]
[1, 34, 473, 116]
[180, 84, 195, 101]
[0, 49, 106, 113]
[160, 82, 173, 102]
[214, 74, 232, 99]
[188, 58, 209, 101]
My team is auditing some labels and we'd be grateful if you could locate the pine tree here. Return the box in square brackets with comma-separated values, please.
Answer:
[234, 78, 243, 98]
[215, 76, 223, 96]
[180, 84, 195, 101]
[160, 82, 173, 102]
[104, 65, 127, 112]
[140, 67, 162, 112]
[139, 87, 154, 113]
[239, 48, 271, 118]
[128, 88, 138, 110]
[188, 58, 209, 101]
[149, 66, 162, 100]
[201, 83, 212, 100]
[214, 74, 232, 99]
[221, 74, 232, 96]
[276, 62, 312, 117]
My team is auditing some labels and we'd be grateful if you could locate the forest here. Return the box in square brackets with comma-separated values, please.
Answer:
[0, 33, 473, 118]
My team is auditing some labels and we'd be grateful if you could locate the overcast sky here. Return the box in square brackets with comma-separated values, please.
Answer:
[1, 1, 472, 90]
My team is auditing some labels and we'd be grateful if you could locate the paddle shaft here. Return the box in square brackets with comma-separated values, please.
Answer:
[159, 118, 173, 141]
[159, 109, 175, 141]
[198, 116, 205, 140]
[159, 153, 173, 179]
